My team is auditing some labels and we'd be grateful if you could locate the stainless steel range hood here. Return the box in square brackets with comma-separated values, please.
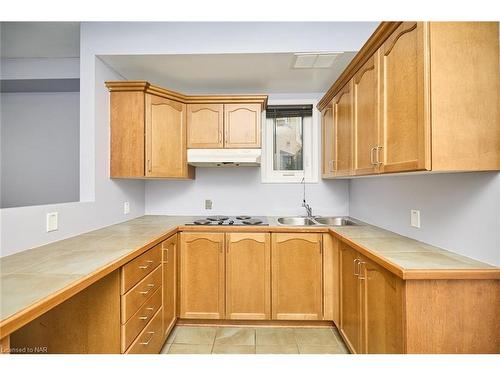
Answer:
[187, 149, 261, 167]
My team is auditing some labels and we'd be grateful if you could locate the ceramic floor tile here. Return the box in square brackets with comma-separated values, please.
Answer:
[256, 344, 299, 354]
[298, 345, 346, 354]
[212, 344, 255, 354]
[294, 328, 338, 346]
[168, 344, 213, 354]
[255, 328, 296, 346]
[214, 327, 255, 345]
[173, 326, 217, 345]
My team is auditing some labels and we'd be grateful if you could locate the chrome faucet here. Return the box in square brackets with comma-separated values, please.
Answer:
[301, 177, 313, 218]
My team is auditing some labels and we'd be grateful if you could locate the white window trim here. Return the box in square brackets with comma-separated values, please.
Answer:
[261, 98, 320, 183]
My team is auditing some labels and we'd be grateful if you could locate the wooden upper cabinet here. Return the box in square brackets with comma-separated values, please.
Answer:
[353, 53, 379, 176]
[271, 233, 323, 320]
[110, 91, 145, 178]
[333, 82, 353, 177]
[187, 104, 224, 148]
[146, 94, 193, 178]
[179, 232, 225, 319]
[321, 103, 335, 178]
[360, 256, 404, 354]
[379, 22, 430, 173]
[225, 233, 271, 320]
[224, 103, 261, 148]
[340, 243, 361, 353]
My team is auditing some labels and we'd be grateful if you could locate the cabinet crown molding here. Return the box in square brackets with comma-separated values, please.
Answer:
[105, 80, 268, 109]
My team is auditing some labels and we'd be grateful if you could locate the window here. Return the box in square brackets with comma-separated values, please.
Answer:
[262, 101, 319, 183]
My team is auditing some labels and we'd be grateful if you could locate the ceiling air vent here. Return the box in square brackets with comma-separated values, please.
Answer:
[293, 52, 342, 69]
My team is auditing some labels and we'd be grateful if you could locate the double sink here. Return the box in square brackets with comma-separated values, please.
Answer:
[277, 216, 360, 227]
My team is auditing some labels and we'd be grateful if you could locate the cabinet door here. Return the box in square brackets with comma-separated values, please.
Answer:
[187, 104, 224, 148]
[333, 82, 353, 177]
[379, 22, 430, 173]
[340, 243, 361, 353]
[226, 233, 271, 320]
[179, 232, 225, 319]
[224, 103, 261, 148]
[145, 94, 192, 178]
[360, 257, 404, 354]
[272, 233, 323, 320]
[321, 103, 335, 178]
[353, 53, 379, 176]
[162, 235, 177, 339]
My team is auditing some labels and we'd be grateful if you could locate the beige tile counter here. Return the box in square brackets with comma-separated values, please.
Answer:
[1, 215, 498, 339]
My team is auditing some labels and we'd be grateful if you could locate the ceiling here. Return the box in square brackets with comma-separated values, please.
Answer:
[1, 22, 80, 58]
[100, 52, 358, 94]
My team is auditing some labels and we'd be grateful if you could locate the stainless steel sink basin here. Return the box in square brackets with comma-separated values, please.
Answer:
[277, 217, 317, 226]
[314, 217, 359, 226]
[276, 216, 360, 226]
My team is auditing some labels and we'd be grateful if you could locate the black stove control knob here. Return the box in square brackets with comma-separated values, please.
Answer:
[228, 220, 234, 225]
[218, 220, 224, 225]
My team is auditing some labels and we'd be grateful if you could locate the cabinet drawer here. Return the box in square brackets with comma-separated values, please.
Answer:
[121, 286, 162, 352]
[121, 265, 162, 323]
[121, 244, 161, 294]
[125, 307, 163, 354]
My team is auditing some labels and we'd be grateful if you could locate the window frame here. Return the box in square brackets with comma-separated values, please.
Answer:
[261, 99, 320, 183]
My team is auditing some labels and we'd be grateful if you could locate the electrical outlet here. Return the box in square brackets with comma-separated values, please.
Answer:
[410, 209, 421, 228]
[124, 201, 130, 215]
[46, 212, 58, 232]
[205, 199, 212, 210]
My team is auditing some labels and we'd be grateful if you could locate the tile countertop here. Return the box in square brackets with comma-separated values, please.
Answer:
[1, 215, 498, 337]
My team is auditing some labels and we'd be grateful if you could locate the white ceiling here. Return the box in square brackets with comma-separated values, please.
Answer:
[1, 22, 80, 58]
[100, 52, 357, 94]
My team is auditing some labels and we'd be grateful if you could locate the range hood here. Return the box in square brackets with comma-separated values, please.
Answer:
[187, 149, 261, 167]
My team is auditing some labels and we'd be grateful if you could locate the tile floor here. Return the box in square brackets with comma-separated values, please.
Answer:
[160, 325, 349, 354]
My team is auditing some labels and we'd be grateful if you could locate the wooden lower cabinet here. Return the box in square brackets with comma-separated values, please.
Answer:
[162, 234, 177, 339]
[271, 233, 323, 320]
[340, 243, 404, 354]
[322, 234, 340, 325]
[225, 233, 271, 320]
[179, 232, 225, 319]
[340, 243, 362, 352]
[360, 255, 405, 354]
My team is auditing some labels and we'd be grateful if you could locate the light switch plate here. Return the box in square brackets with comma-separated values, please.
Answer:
[124, 201, 130, 215]
[410, 209, 421, 228]
[46, 212, 58, 232]
[205, 199, 212, 210]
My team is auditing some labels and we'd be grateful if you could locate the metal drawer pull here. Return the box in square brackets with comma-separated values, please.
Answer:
[140, 331, 155, 345]
[139, 284, 155, 295]
[370, 147, 377, 166]
[139, 307, 155, 320]
[138, 260, 154, 269]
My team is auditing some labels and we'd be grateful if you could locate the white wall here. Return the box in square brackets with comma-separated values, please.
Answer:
[1, 92, 80, 208]
[349, 172, 500, 266]
[0, 58, 145, 256]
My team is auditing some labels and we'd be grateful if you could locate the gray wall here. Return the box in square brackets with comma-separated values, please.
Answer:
[1, 92, 80, 208]
[349, 172, 500, 266]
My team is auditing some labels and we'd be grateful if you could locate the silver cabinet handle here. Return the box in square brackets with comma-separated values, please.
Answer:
[376, 146, 383, 165]
[218, 130, 223, 144]
[358, 261, 366, 280]
[139, 283, 155, 295]
[139, 307, 155, 320]
[370, 147, 376, 165]
[140, 331, 155, 345]
[353, 259, 360, 276]
[138, 260, 154, 269]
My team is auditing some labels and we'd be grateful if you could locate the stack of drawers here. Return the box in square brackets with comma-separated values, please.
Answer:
[120, 243, 163, 354]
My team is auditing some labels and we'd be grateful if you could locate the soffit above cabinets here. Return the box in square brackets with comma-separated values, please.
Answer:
[99, 52, 358, 94]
